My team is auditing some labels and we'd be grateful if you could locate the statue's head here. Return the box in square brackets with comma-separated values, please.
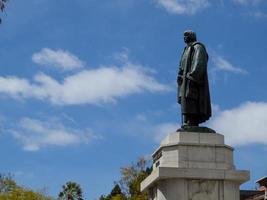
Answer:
[184, 30, 197, 44]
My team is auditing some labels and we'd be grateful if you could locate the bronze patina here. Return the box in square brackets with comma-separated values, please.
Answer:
[177, 30, 213, 131]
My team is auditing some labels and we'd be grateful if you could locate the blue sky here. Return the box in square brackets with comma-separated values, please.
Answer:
[1, 0, 267, 199]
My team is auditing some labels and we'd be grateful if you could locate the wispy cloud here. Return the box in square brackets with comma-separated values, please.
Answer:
[124, 111, 178, 143]
[32, 48, 84, 71]
[232, 0, 264, 5]
[10, 117, 100, 151]
[209, 101, 267, 146]
[156, 0, 210, 15]
[231, 0, 267, 19]
[0, 52, 170, 105]
[116, 108, 178, 143]
[113, 48, 130, 63]
[14, 171, 35, 180]
[211, 53, 247, 74]
[153, 122, 178, 142]
[136, 113, 148, 122]
[249, 10, 267, 18]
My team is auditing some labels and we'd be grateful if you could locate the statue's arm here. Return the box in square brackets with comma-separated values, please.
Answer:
[178, 67, 183, 85]
[187, 44, 207, 84]
[177, 50, 185, 85]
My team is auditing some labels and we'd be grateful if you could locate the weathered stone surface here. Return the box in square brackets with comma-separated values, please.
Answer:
[160, 131, 224, 146]
[142, 131, 250, 200]
[153, 132, 234, 170]
[141, 167, 250, 192]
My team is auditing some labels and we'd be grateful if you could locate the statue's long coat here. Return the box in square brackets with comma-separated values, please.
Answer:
[178, 42, 211, 123]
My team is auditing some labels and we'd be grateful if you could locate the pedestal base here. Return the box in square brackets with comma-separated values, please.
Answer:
[149, 178, 240, 200]
[141, 131, 250, 200]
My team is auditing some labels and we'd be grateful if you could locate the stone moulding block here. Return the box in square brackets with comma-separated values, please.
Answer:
[152, 132, 235, 171]
[153, 132, 233, 165]
[141, 167, 250, 192]
[160, 132, 225, 147]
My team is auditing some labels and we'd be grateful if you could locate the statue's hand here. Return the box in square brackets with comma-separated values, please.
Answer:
[178, 97, 181, 104]
[177, 76, 183, 86]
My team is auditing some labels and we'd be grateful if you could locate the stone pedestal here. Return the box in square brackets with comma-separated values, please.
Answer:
[141, 131, 250, 200]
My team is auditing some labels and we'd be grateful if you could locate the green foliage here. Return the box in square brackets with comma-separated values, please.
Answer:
[0, 0, 8, 11]
[110, 184, 122, 197]
[99, 195, 107, 200]
[100, 157, 152, 200]
[119, 157, 152, 199]
[0, 174, 53, 200]
[58, 181, 83, 200]
[99, 184, 125, 200]
[110, 194, 125, 200]
[0, 187, 53, 200]
[128, 171, 147, 197]
[0, 0, 8, 24]
[0, 174, 17, 193]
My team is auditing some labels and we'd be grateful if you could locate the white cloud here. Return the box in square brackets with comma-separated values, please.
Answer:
[148, 101, 267, 147]
[156, 0, 210, 15]
[10, 118, 99, 151]
[212, 103, 221, 114]
[211, 54, 247, 74]
[0, 63, 170, 105]
[232, 0, 264, 5]
[250, 11, 267, 18]
[231, 0, 267, 19]
[32, 48, 84, 71]
[153, 122, 178, 142]
[117, 109, 178, 143]
[113, 48, 130, 62]
[14, 170, 35, 180]
[136, 113, 147, 122]
[209, 102, 267, 146]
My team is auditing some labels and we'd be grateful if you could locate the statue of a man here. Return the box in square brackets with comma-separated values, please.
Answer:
[177, 30, 211, 127]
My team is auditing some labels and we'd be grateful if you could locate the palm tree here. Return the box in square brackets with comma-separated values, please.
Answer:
[58, 181, 84, 200]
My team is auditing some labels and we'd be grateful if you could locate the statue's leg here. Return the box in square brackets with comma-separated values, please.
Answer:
[186, 114, 199, 126]
[184, 115, 189, 126]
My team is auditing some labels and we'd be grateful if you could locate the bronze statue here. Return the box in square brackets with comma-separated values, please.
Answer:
[177, 30, 212, 128]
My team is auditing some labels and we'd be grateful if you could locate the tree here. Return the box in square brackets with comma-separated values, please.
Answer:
[111, 194, 125, 200]
[0, 173, 53, 200]
[0, 0, 8, 24]
[58, 181, 83, 200]
[99, 184, 125, 200]
[0, 174, 16, 193]
[99, 157, 152, 200]
[110, 184, 122, 197]
[119, 157, 152, 199]
[0, 187, 53, 200]
[99, 195, 106, 200]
